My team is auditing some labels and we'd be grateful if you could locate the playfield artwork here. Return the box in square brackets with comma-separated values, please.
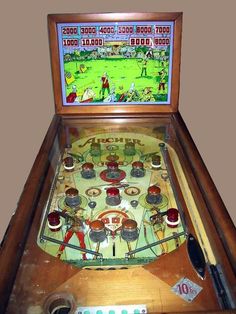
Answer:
[38, 126, 186, 269]
[57, 21, 174, 106]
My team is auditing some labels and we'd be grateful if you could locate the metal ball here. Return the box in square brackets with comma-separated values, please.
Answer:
[130, 200, 139, 208]
[88, 201, 97, 209]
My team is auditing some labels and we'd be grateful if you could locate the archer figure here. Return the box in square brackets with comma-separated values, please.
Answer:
[144, 208, 168, 254]
[158, 69, 167, 93]
[100, 72, 110, 100]
[126, 82, 139, 102]
[56, 208, 89, 260]
[140, 58, 148, 77]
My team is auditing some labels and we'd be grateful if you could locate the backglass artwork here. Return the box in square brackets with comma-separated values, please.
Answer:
[57, 21, 174, 106]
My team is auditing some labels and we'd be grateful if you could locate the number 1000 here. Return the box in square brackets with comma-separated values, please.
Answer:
[62, 39, 78, 46]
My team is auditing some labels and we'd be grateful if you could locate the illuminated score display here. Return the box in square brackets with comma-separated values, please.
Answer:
[99, 26, 115, 34]
[129, 37, 170, 46]
[154, 37, 170, 45]
[62, 27, 78, 35]
[62, 34, 170, 47]
[63, 39, 78, 46]
[80, 27, 97, 35]
[155, 26, 171, 34]
[62, 25, 172, 37]
[130, 38, 152, 46]
[118, 26, 134, 34]
[136, 25, 153, 34]
[81, 38, 104, 46]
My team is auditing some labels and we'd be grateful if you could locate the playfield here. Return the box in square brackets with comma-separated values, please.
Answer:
[38, 127, 186, 268]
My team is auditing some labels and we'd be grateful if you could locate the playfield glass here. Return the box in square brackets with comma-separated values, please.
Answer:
[38, 119, 195, 269]
[57, 21, 174, 106]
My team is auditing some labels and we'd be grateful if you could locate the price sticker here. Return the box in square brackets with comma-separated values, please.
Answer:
[171, 277, 203, 302]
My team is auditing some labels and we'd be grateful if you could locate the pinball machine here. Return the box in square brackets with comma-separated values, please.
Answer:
[0, 12, 235, 314]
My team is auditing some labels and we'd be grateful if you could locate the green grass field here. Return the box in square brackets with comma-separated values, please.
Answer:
[64, 58, 169, 102]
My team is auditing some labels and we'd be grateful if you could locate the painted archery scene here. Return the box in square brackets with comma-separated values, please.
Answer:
[38, 126, 186, 268]
[57, 21, 174, 106]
